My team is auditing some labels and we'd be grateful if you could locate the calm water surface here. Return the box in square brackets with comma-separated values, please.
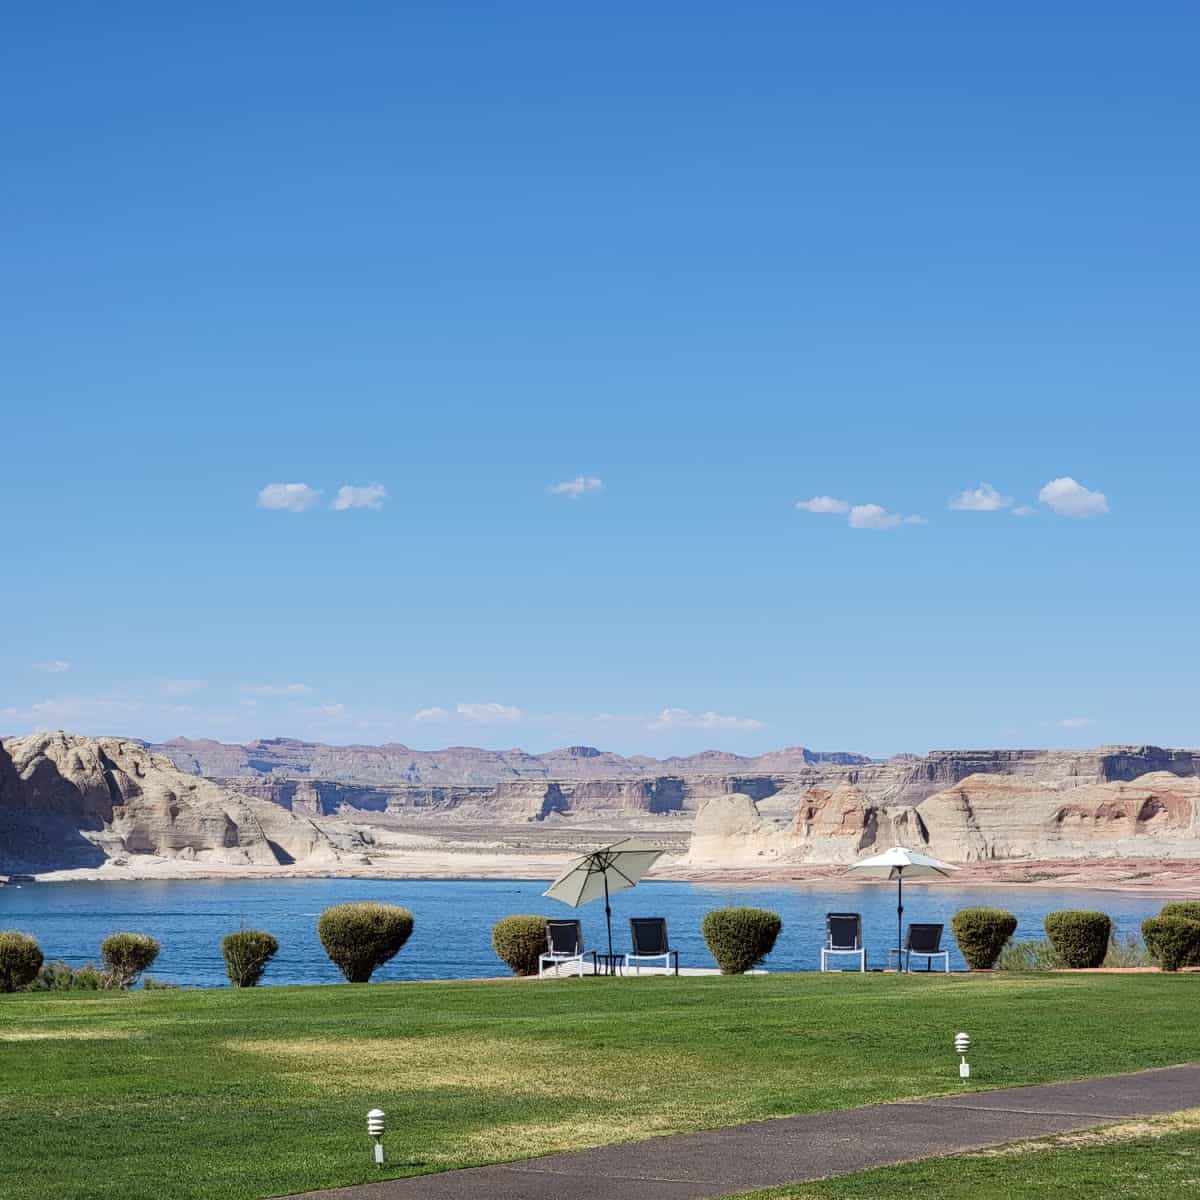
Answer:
[0, 878, 1165, 987]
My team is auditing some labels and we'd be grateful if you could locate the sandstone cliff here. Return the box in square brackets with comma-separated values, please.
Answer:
[151, 737, 872, 786]
[150, 737, 1200, 817]
[684, 773, 1200, 867]
[0, 733, 364, 872]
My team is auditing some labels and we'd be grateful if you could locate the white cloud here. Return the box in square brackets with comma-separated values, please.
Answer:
[847, 504, 926, 530]
[949, 483, 1013, 512]
[257, 482, 322, 512]
[412, 706, 449, 722]
[796, 496, 851, 514]
[332, 483, 387, 511]
[162, 679, 206, 696]
[1012, 505, 1038, 518]
[239, 683, 314, 697]
[1038, 477, 1109, 519]
[548, 475, 603, 500]
[34, 660, 71, 673]
[1057, 717, 1094, 729]
[649, 707, 765, 731]
[456, 701, 523, 723]
[317, 703, 347, 718]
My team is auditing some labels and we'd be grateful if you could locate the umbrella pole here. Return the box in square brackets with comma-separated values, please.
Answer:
[896, 868, 904, 974]
[603, 872, 613, 956]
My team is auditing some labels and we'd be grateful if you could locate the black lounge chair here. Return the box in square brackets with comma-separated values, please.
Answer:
[539, 919, 597, 977]
[624, 917, 680, 975]
[820, 912, 865, 972]
[889, 922, 949, 973]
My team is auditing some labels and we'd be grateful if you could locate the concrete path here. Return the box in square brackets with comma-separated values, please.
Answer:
[293, 1064, 1200, 1200]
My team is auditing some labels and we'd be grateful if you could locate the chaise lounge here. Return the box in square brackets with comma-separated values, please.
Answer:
[820, 912, 866, 972]
[539, 919, 597, 977]
[624, 917, 680, 975]
[889, 922, 950, 973]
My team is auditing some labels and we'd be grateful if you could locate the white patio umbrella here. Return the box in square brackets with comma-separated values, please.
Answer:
[543, 838, 665, 955]
[845, 847, 958, 969]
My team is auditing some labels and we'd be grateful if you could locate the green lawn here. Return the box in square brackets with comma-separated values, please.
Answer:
[736, 1111, 1200, 1198]
[0, 972, 1197, 1200]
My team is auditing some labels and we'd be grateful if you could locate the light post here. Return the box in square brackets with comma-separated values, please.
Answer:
[367, 1109, 385, 1166]
[955, 1031, 971, 1081]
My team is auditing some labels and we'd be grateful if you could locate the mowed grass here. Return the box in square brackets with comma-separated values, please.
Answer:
[738, 1110, 1200, 1198]
[0, 972, 1197, 1200]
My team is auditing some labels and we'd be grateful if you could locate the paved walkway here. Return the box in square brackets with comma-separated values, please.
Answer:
[293, 1064, 1200, 1200]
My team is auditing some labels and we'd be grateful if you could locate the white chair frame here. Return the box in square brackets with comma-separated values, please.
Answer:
[888, 946, 950, 974]
[623, 950, 678, 975]
[820, 945, 866, 972]
[538, 948, 589, 977]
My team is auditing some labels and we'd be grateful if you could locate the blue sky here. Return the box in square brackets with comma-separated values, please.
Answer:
[3, 3, 1198, 757]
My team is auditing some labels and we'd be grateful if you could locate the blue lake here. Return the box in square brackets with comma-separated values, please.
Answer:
[0, 878, 1167, 987]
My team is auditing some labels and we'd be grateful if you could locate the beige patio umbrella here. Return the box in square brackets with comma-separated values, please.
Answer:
[543, 838, 665, 955]
[845, 846, 958, 966]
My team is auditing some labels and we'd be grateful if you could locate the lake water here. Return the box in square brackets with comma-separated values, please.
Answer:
[0, 878, 1167, 987]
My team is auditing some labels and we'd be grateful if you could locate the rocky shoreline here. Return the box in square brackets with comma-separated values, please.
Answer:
[20, 854, 1200, 896]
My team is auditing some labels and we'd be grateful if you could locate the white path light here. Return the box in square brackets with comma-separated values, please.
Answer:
[367, 1109, 385, 1166]
[955, 1031, 971, 1080]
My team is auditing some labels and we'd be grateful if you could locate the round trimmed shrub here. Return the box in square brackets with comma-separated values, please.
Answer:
[492, 915, 547, 976]
[318, 902, 413, 982]
[951, 908, 1017, 970]
[221, 930, 280, 988]
[1044, 910, 1111, 969]
[1159, 901, 1200, 923]
[100, 932, 159, 989]
[0, 931, 43, 993]
[701, 907, 782, 974]
[1142, 915, 1200, 972]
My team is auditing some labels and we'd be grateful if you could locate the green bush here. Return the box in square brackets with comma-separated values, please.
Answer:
[491, 915, 548, 976]
[317, 902, 413, 982]
[701, 907, 782, 974]
[1142, 916, 1200, 971]
[1044, 910, 1112, 969]
[142, 975, 178, 990]
[222, 930, 280, 988]
[0, 931, 43, 993]
[996, 939, 1061, 972]
[1159, 901, 1200, 923]
[951, 908, 1017, 970]
[26, 960, 113, 991]
[100, 932, 160, 988]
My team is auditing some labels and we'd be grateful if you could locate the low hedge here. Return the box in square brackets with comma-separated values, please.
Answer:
[317, 902, 413, 982]
[100, 932, 160, 989]
[222, 930, 280, 987]
[951, 908, 1017, 970]
[1044, 910, 1111, 969]
[492, 915, 548, 976]
[1142, 915, 1200, 971]
[701, 907, 782, 974]
[1159, 901, 1200, 923]
[0, 931, 43, 993]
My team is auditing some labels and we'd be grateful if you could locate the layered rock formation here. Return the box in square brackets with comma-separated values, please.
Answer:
[151, 737, 1200, 818]
[152, 737, 871, 787]
[0, 733, 364, 872]
[684, 772, 1200, 867]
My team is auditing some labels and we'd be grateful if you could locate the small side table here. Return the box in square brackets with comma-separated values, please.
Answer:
[594, 953, 624, 976]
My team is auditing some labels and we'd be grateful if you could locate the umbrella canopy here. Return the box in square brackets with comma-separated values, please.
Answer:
[543, 838, 664, 955]
[845, 847, 958, 970]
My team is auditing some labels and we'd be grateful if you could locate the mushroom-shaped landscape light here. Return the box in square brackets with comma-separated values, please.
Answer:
[367, 1109, 385, 1165]
[954, 1031, 971, 1080]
